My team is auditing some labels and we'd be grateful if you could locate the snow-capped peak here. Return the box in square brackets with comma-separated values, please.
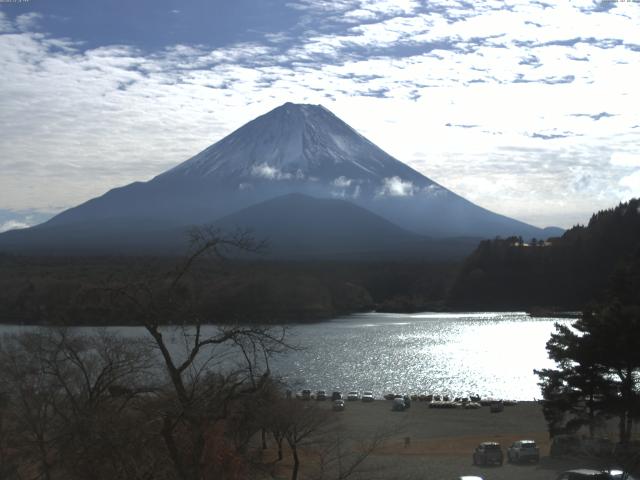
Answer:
[161, 102, 433, 190]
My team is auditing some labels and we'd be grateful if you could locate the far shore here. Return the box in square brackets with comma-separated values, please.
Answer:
[0, 308, 578, 327]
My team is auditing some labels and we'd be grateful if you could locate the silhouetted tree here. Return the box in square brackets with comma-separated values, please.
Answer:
[535, 322, 614, 437]
[107, 226, 291, 480]
[0, 329, 161, 480]
[537, 297, 640, 445]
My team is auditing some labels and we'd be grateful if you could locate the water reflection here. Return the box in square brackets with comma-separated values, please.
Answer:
[275, 312, 571, 400]
[0, 312, 570, 400]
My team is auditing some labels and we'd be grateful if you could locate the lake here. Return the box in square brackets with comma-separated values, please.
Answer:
[0, 311, 571, 401]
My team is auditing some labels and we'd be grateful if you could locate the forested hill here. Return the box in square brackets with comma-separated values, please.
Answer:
[447, 199, 640, 310]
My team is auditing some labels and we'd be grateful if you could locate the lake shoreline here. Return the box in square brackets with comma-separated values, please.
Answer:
[0, 307, 573, 327]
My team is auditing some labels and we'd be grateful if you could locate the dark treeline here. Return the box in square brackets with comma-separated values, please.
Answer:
[0, 254, 457, 326]
[448, 198, 640, 310]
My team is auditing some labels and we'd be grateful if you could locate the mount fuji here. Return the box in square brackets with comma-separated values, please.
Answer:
[0, 102, 561, 257]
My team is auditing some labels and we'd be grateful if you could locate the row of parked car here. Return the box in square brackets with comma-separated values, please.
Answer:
[297, 390, 518, 405]
[298, 389, 376, 402]
[296, 390, 517, 413]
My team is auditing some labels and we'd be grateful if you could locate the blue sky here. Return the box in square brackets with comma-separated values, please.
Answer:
[1, 0, 639, 231]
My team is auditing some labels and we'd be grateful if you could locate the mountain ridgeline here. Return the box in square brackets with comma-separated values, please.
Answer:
[448, 199, 640, 310]
[0, 102, 561, 258]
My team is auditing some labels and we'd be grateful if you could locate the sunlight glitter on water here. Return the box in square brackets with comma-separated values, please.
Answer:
[275, 312, 572, 400]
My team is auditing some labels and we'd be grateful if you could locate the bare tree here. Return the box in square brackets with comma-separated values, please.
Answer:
[260, 399, 332, 480]
[106, 227, 293, 480]
[308, 421, 403, 480]
[0, 329, 160, 480]
[0, 334, 58, 480]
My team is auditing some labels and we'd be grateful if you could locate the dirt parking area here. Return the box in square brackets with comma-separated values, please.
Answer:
[313, 400, 625, 480]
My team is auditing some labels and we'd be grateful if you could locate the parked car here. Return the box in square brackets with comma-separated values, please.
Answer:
[606, 469, 638, 480]
[331, 391, 342, 401]
[507, 440, 540, 463]
[316, 390, 327, 401]
[361, 391, 375, 402]
[332, 399, 345, 411]
[556, 469, 610, 480]
[392, 397, 406, 411]
[347, 391, 360, 401]
[472, 442, 504, 466]
[300, 389, 312, 400]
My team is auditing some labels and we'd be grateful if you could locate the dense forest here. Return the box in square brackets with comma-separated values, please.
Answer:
[1, 199, 638, 325]
[0, 252, 457, 326]
[448, 198, 640, 310]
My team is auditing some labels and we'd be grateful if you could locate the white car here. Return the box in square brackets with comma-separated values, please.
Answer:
[607, 469, 637, 480]
[347, 391, 360, 401]
[556, 469, 611, 479]
[361, 391, 374, 402]
[507, 440, 540, 463]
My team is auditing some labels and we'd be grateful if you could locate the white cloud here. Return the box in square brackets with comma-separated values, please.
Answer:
[251, 163, 294, 180]
[342, 9, 378, 22]
[252, 163, 282, 179]
[379, 176, 415, 196]
[15, 13, 43, 32]
[611, 152, 640, 168]
[332, 176, 352, 187]
[331, 176, 360, 198]
[0, 1, 639, 227]
[619, 170, 640, 197]
[0, 220, 30, 233]
[423, 184, 444, 196]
